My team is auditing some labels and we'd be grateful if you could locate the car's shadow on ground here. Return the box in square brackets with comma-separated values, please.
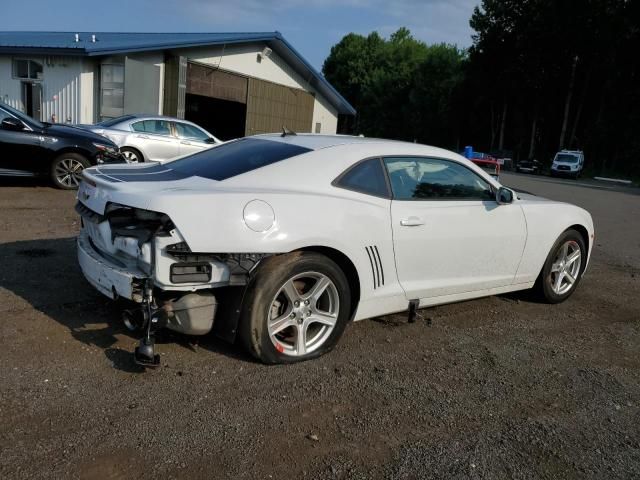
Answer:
[0, 236, 256, 372]
[0, 176, 52, 188]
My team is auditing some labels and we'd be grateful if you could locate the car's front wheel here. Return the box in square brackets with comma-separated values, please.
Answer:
[50, 153, 90, 189]
[239, 252, 351, 364]
[534, 229, 586, 303]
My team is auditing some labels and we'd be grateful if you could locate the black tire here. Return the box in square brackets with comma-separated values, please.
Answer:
[121, 147, 144, 163]
[533, 229, 587, 304]
[50, 153, 90, 190]
[239, 252, 351, 364]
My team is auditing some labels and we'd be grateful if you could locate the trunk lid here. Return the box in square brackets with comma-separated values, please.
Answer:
[78, 163, 214, 214]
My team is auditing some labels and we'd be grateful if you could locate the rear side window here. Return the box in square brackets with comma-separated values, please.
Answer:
[131, 120, 172, 136]
[168, 138, 312, 181]
[334, 158, 390, 198]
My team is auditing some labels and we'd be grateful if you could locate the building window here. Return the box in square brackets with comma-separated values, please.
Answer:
[100, 62, 125, 119]
[12, 59, 43, 80]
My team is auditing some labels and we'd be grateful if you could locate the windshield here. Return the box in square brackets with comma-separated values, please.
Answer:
[555, 153, 579, 164]
[0, 102, 43, 129]
[168, 137, 312, 181]
[96, 115, 136, 127]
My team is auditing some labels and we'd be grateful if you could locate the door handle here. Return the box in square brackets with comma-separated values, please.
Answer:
[135, 134, 149, 139]
[400, 216, 425, 227]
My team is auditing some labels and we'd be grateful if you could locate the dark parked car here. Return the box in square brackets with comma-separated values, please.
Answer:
[0, 103, 123, 189]
[516, 158, 542, 175]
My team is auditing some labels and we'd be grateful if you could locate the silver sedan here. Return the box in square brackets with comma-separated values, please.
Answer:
[78, 115, 221, 163]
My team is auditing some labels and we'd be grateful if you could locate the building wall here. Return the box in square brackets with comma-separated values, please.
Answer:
[179, 43, 339, 134]
[125, 52, 164, 115]
[311, 92, 339, 134]
[0, 45, 343, 131]
[80, 59, 97, 123]
[0, 55, 94, 124]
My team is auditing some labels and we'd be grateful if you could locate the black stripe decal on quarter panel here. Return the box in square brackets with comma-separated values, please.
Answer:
[371, 246, 381, 287]
[365, 246, 377, 289]
[373, 246, 384, 286]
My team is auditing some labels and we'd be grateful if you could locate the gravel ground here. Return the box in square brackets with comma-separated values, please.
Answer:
[0, 174, 639, 479]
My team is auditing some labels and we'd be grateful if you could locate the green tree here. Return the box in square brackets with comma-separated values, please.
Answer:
[323, 29, 464, 148]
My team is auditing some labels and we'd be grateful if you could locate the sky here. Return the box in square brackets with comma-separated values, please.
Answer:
[2, 0, 479, 70]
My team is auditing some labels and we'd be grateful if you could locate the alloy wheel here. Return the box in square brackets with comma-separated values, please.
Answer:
[268, 272, 340, 356]
[548, 240, 582, 295]
[122, 150, 140, 163]
[55, 158, 84, 188]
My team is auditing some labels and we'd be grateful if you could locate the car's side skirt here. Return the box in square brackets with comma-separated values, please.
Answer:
[352, 281, 535, 321]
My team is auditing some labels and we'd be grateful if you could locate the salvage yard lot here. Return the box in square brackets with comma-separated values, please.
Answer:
[1, 173, 639, 479]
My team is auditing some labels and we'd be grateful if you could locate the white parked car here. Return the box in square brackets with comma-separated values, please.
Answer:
[551, 150, 585, 178]
[78, 115, 221, 164]
[76, 134, 594, 366]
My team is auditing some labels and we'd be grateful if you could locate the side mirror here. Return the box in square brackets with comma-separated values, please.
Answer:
[205, 137, 217, 144]
[1, 117, 25, 131]
[496, 187, 514, 204]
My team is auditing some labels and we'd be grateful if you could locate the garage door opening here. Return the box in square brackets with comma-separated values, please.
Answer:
[185, 93, 246, 141]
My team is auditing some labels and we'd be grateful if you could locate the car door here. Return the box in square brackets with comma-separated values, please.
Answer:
[385, 156, 527, 300]
[130, 119, 180, 162]
[173, 121, 214, 157]
[0, 107, 44, 174]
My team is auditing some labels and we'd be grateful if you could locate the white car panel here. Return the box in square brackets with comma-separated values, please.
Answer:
[130, 131, 180, 162]
[76, 134, 594, 334]
[391, 199, 527, 299]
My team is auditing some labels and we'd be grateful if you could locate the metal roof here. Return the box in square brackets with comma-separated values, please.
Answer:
[0, 31, 356, 115]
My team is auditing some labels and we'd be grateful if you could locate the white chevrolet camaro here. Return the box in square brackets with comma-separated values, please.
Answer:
[76, 134, 594, 366]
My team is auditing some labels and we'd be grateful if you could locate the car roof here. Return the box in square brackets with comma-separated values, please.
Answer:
[106, 115, 209, 130]
[254, 133, 410, 151]
[124, 114, 186, 121]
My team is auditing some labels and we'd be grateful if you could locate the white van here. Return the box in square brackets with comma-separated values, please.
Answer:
[550, 150, 584, 178]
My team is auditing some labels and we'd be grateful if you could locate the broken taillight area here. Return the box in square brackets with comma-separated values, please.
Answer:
[105, 203, 175, 243]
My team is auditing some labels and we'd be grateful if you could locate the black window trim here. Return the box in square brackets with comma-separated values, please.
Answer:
[382, 155, 497, 202]
[332, 156, 392, 200]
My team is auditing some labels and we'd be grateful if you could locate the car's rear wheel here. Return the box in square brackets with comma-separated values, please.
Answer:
[534, 229, 586, 303]
[239, 252, 351, 364]
[121, 147, 143, 163]
[50, 153, 89, 190]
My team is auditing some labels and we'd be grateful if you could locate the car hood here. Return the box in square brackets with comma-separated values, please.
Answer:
[44, 124, 117, 146]
[515, 192, 554, 203]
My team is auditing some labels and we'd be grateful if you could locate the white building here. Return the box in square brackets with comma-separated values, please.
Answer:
[0, 32, 355, 139]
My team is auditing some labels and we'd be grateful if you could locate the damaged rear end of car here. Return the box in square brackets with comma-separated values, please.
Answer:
[75, 165, 267, 366]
